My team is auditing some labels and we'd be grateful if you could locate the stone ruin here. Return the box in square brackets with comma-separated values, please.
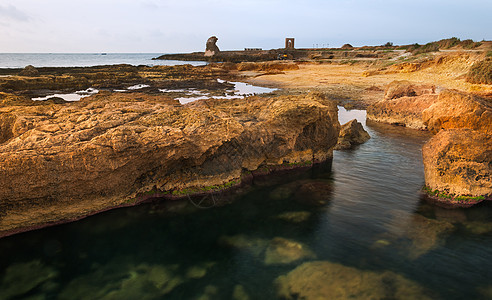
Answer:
[285, 38, 295, 49]
[205, 36, 220, 57]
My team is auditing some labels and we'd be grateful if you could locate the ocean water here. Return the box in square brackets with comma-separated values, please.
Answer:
[0, 108, 491, 299]
[0, 53, 206, 68]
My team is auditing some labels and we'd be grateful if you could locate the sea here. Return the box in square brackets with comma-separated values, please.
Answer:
[0, 53, 206, 68]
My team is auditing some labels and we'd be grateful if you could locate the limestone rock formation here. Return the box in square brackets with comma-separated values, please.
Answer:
[335, 119, 370, 150]
[383, 80, 435, 100]
[275, 261, 434, 300]
[422, 129, 492, 206]
[367, 81, 438, 129]
[0, 92, 339, 237]
[204, 36, 220, 57]
[422, 89, 492, 134]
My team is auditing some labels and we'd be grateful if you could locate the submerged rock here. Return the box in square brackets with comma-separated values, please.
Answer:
[422, 129, 492, 206]
[403, 214, 455, 259]
[0, 260, 58, 299]
[232, 284, 251, 300]
[0, 92, 339, 237]
[275, 261, 434, 300]
[335, 119, 370, 150]
[264, 237, 316, 265]
[294, 180, 333, 206]
[59, 262, 184, 300]
[218, 234, 269, 258]
[275, 211, 311, 223]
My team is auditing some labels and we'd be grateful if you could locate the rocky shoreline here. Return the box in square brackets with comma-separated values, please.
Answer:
[1, 48, 491, 237]
[0, 86, 340, 238]
[367, 81, 491, 207]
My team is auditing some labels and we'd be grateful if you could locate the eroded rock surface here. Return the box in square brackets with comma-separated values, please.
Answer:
[335, 119, 370, 150]
[275, 261, 434, 300]
[0, 92, 339, 237]
[367, 81, 438, 129]
[422, 129, 492, 205]
[205, 36, 220, 57]
[422, 89, 492, 134]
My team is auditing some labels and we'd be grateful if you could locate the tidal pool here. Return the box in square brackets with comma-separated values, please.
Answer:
[0, 108, 491, 299]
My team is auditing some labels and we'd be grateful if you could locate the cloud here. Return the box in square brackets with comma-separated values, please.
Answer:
[0, 4, 31, 22]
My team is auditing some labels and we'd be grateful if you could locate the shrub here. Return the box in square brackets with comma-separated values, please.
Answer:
[466, 58, 492, 84]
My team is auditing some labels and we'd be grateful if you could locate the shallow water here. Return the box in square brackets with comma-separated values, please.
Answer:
[32, 80, 276, 103]
[176, 80, 277, 104]
[1, 108, 492, 299]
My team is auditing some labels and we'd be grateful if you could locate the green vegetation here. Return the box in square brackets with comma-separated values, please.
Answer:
[286, 160, 313, 167]
[170, 180, 240, 196]
[422, 186, 486, 203]
[466, 58, 492, 84]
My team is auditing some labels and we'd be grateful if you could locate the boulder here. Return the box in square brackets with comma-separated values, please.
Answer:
[264, 237, 316, 265]
[367, 81, 438, 129]
[335, 119, 370, 150]
[275, 261, 433, 300]
[19, 65, 39, 77]
[422, 129, 492, 206]
[422, 89, 492, 134]
[204, 36, 220, 57]
[383, 80, 435, 100]
[0, 92, 339, 237]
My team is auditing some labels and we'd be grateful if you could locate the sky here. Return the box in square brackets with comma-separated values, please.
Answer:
[0, 0, 491, 53]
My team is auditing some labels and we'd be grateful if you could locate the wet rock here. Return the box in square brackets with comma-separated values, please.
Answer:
[463, 221, 492, 235]
[59, 262, 183, 300]
[335, 119, 370, 150]
[0, 92, 339, 237]
[185, 262, 215, 279]
[19, 65, 39, 77]
[218, 234, 269, 257]
[0, 260, 58, 299]
[294, 180, 333, 206]
[422, 89, 492, 134]
[275, 261, 434, 300]
[275, 211, 311, 223]
[269, 184, 296, 200]
[402, 214, 455, 259]
[232, 284, 250, 300]
[196, 285, 219, 300]
[264, 237, 316, 265]
[422, 129, 492, 205]
[205, 36, 220, 57]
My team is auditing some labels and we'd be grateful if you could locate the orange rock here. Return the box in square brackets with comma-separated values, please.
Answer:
[422, 129, 492, 201]
[0, 92, 339, 237]
[422, 89, 492, 134]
